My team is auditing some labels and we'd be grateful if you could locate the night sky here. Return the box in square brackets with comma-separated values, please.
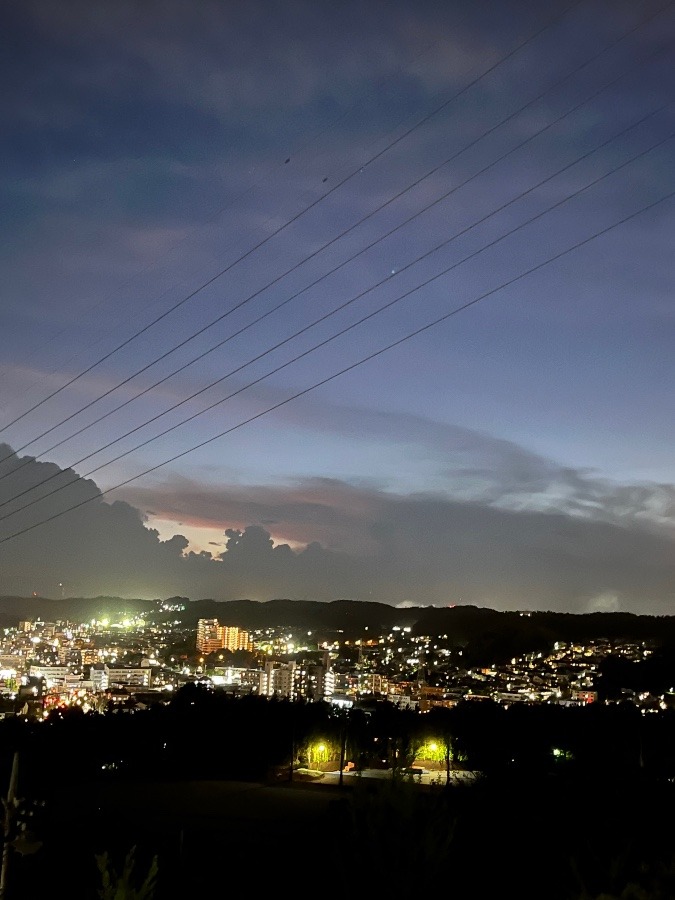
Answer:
[1, 0, 673, 612]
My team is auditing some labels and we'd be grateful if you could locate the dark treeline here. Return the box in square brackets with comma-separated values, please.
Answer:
[3, 686, 675, 789]
[2, 690, 675, 898]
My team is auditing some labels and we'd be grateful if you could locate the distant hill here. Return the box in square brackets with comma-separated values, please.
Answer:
[409, 606, 675, 664]
[177, 597, 414, 634]
[2, 595, 675, 665]
[0, 595, 155, 625]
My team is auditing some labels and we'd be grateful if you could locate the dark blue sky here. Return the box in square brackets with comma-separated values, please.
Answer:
[0, 0, 673, 612]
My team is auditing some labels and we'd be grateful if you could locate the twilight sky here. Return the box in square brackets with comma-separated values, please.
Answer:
[1, 0, 674, 613]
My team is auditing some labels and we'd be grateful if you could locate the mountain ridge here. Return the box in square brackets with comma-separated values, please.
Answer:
[1, 595, 674, 652]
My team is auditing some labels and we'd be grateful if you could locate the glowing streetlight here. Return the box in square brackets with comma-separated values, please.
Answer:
[308, 741, 328, 768]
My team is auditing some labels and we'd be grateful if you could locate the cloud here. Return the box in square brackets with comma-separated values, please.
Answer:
[0, 442, 674, 615]
[133, 393, 675, 531]
[5, 1, 480, 120]
[585, 591, 621, 614]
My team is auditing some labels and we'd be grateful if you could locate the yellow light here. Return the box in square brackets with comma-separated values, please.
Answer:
[429, 742, 438, 752]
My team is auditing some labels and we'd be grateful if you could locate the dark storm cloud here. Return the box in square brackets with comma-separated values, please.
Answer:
[2, 443, 673, 614]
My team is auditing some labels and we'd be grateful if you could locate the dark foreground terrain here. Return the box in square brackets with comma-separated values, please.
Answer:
[5, 769, 675, 900]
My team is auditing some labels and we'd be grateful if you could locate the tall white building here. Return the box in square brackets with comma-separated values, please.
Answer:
[261, 659, 334, 701]
[90, 663, 109, 692]
[262, 660, 296, 698]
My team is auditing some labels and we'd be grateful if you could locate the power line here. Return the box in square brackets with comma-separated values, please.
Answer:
[1, 8, 667, 479]
[0, 33, 444, 408]
[0, 0, 585, 435]
[1, 187, 671, 548]
[1, 135, 671, 540]
[0, 97, 668, 517]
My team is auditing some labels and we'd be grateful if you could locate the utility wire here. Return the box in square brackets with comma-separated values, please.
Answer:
[0, 0, 585, 435]
[0, 94, 667, 513]
[1, 129, 671, 534]
[0, 33, 443, 406]
[1, 7, 667, 477]
[1, 185, 671, 548]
